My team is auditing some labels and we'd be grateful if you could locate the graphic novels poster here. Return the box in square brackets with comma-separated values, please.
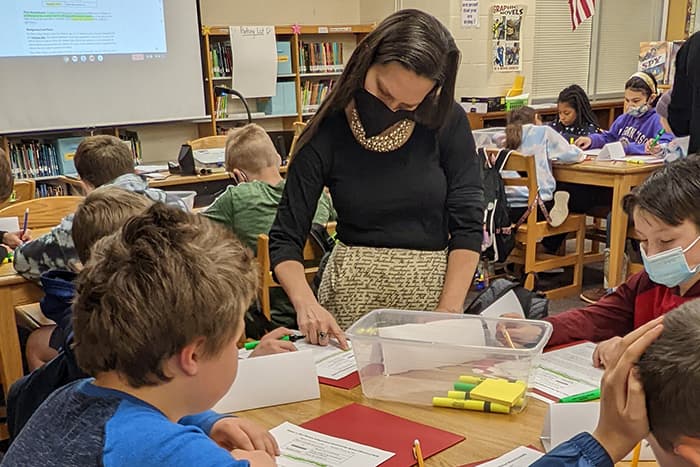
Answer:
[491, 4, 525, 72]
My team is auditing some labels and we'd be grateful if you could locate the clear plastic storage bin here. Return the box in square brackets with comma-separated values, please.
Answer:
[346, 309, 552, 413]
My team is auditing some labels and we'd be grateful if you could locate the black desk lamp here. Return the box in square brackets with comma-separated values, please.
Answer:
[214, 86, 252, 124]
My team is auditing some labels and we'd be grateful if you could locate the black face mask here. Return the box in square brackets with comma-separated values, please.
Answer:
[353, 88, 415, 137]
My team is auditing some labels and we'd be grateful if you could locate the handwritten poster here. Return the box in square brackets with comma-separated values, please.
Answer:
[491, 5, 525, 72]
[229, 25, 277, 97]
[461, 0, 480, 28]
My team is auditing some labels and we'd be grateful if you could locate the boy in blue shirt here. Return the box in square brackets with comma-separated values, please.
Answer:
[536, 301, 700, 466]
[2, 203, 277, 466]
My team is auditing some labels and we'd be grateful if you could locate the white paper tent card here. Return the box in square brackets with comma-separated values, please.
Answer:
[213, 349, 319, 413]
[541, 401, 655, 461]
[596, 141, 626, 160]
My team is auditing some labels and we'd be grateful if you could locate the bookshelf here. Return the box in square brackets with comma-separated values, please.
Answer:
[0, 128, 142, 198]
[199, 24, 374, 136]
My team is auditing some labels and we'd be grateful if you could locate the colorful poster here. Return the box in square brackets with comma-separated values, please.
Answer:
[491, 4, 525, 72]
[461, 0, 480, 28]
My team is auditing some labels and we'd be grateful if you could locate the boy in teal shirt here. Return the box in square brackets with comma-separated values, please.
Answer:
[203, 124, 335, 328]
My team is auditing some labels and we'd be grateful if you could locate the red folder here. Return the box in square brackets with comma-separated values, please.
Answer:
[318, 371, 361, 389]
[301, 403, 464, 467]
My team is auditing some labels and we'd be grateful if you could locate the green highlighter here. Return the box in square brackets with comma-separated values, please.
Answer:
[244, 334, 305, 350]
[559, 388, 600, 403]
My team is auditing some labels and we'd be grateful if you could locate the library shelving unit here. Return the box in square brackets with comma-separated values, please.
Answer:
[198, 24, 374, 136]
[0, 128, 142, 198]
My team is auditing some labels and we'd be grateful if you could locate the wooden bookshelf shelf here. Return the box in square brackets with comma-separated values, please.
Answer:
[201, 23, 373, 136]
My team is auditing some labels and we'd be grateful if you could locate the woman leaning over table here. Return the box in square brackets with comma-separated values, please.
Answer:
[269, 9, 485, 348]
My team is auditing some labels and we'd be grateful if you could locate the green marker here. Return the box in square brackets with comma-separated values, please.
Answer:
[559, 388, 600, 403]
[649, 128, 666, 150]
[243, 334, 304, 350]
[453, 382, 477, 392]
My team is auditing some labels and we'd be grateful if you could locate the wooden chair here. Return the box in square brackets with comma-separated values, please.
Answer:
[0, 197, 83, 330]
[256, 222, 336, 320]
[496, 150, 586, 299]
[0, 179, 36, 210]
[287, 122, 307, 164]
[0, 196, 83, 231]
[58, 175, 87, 196]
[188, 135, 228, 150]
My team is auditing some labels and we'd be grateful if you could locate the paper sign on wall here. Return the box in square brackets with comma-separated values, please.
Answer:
[229, 25, 277, 98]
[461, 0, 480, 28]
[491, 5, 525, 72]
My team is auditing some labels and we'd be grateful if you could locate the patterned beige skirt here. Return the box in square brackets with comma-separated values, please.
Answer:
[317, 242, 448, 330]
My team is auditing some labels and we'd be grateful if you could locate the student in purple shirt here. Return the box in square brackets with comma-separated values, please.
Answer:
[576, 71, 673, 155]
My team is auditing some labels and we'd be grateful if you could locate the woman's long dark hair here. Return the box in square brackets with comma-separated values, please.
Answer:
[292, 9, 460, 156]
[557, 84, 599, 128]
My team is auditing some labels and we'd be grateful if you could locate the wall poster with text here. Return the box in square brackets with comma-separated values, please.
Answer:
[491, 4, 525, 72]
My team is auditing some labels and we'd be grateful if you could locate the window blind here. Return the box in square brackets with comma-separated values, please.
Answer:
[532, 0, 592, 101]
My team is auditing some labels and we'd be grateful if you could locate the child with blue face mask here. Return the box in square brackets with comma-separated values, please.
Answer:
[505, 157, 700, 365]
[576, 72, 674, 155]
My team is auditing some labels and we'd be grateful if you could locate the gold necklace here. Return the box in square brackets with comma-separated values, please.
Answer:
[348, 107, 415, 153]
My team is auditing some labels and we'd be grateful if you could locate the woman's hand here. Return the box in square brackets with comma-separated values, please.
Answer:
[296, 300, 348, 349]
[592, 336, 623, 369]
[575, 136, 592, 150]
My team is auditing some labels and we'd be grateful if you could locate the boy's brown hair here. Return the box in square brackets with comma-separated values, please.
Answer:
[74, 135, 135, 188]
[73, 203, 258, 387]
[0, 148, 14, 202]
[225, 124, 279, 173]
[623, 157, 700, 231]
[72, 187, 154, 264]
[638, 299, 700, 449]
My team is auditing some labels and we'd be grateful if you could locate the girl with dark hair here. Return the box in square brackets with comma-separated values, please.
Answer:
[549, 84, 600, 141]
[269, 10, 484, 346]
[576, 71, 673, 155]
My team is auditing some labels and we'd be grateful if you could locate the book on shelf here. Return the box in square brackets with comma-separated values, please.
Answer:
[118, 130, 142, 164]
[36, 182, 67, 198]
[638, 40, 685, 86]
[216, 94, 229, 119]
[301, 79, 335, 113]
[9, 141, 62, 179]
[299, 41, 344, 74]
[210, 40, 233, 78]
[8, 132, 141, 181]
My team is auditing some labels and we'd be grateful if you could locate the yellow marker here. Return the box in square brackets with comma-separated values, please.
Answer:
[626, 159, 647, 165]
[432, 397, 511, 413]
[458, 375, 486, 384]
[448, 391, 525, 409]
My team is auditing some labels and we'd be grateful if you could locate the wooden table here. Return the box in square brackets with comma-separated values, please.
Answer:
[0, 262, 43, 392]
[553, 160, 660, 288]
[240, 384, 656, 466]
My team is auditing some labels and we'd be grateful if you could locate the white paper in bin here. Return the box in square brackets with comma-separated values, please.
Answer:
[347, 309, 553, 405]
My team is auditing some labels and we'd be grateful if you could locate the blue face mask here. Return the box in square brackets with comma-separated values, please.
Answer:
[641, 236, 700, 288]
[626, 104, 650, 118]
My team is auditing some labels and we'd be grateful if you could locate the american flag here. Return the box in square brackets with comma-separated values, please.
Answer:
[569, 0, 596, 30]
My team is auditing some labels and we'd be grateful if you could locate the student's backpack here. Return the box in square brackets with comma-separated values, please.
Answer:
[479, 147, 515, 262]
[463, 278, 549, 320]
